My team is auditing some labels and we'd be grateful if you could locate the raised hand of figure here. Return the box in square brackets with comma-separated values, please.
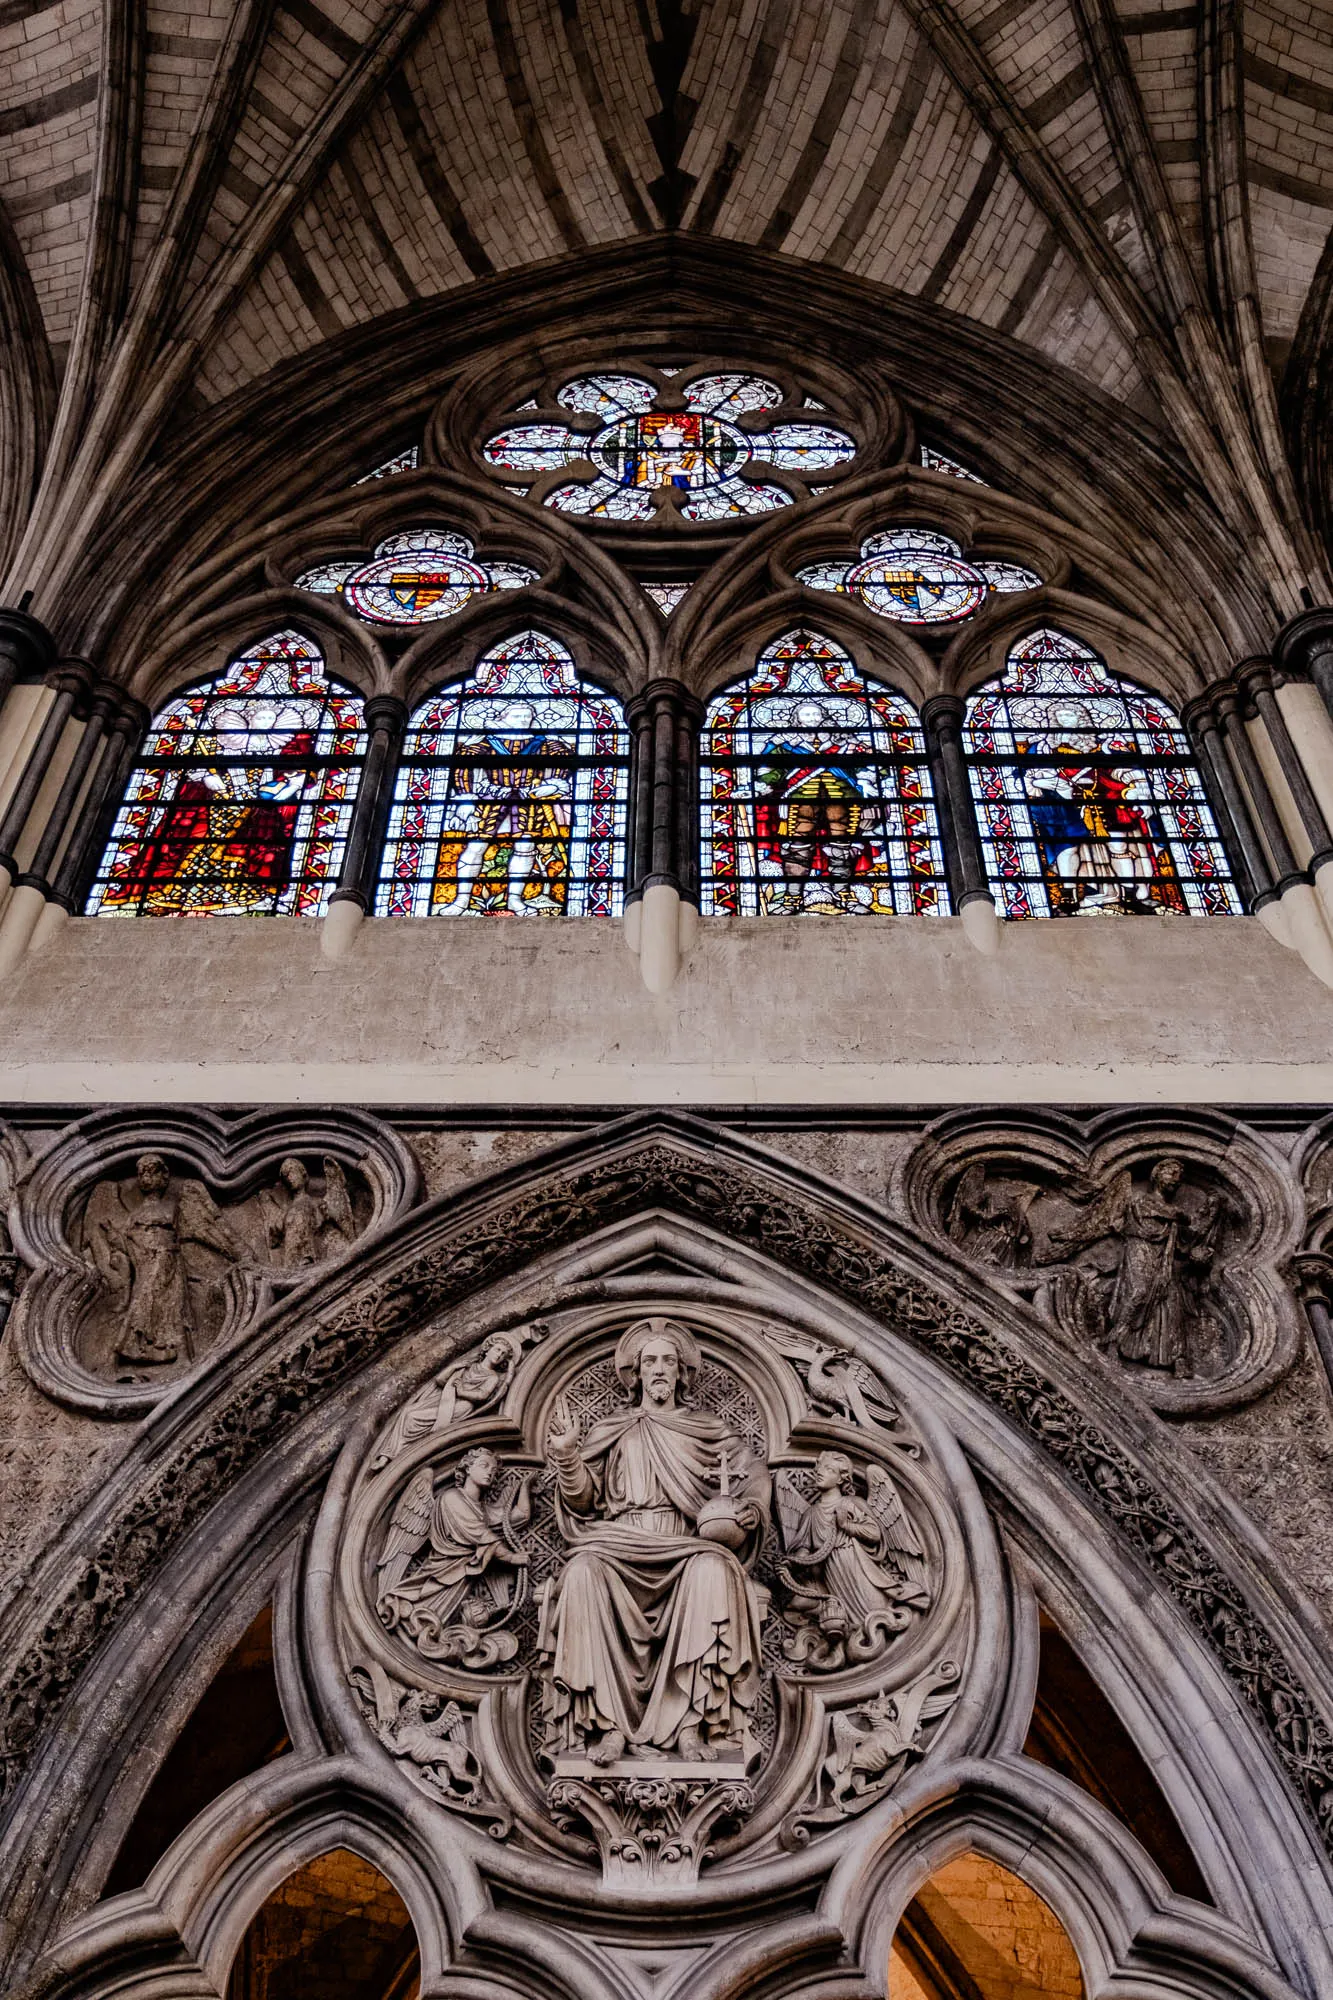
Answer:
[546, 1393, 579, 1459]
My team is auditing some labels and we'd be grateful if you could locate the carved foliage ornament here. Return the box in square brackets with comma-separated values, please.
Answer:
[333, 1306, 968, 1882]
[903, 1113, 1303, 1414]
[2, 1134, 1330, 1877]
[6, 1108, 421, 1415]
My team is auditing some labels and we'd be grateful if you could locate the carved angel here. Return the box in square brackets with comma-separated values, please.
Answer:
[376, 1446, 534, 1667]
[264, 1156, 354, 1268]
[349, 1659, 479, 1798]
[819, 1661, 960, 1812]
[1051, 1158, 1223, 1375]
[776, 1451, 930, 1671]
[85, 1152, 238, 1367]
[947, 1161, 1037, 1269]
[370, 1327, 535, 1471]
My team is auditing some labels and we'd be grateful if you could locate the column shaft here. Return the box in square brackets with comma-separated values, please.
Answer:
[920, 693, 990, 912]
[331, 695, 407, 912]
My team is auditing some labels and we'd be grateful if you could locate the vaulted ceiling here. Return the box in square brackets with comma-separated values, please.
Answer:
[1, 0, 1331, 646]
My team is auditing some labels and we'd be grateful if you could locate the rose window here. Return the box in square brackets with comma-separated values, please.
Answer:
[297, 529, 538, 625]
[798, 529, 1040, 625]
[483, 372, 856, 523]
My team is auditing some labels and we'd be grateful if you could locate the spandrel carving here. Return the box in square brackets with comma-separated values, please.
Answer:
[331, 1301, 971, 1885]
[7, 1109, 421, 1415]
[905, 1113, 1302, 1414]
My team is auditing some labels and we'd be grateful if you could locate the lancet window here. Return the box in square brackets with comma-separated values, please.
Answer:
[86, 631, 365, 918]
[375, 631, 629, 918]
[964, 629, 1242, 920]
[700, 630, 950, 917]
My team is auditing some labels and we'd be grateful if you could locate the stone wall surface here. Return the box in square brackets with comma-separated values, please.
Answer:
[2, 911, 1333, 1104]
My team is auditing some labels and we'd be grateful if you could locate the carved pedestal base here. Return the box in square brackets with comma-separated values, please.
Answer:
[548, 1766, 754, 1887]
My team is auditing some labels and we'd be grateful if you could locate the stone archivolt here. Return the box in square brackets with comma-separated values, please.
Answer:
[331, 1301, 969, 1883]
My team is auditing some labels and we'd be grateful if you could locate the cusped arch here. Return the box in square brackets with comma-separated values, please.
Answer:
[1, 1118, 1330, 1998]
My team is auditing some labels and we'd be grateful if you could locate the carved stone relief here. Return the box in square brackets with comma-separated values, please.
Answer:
[902, 1113, 1303, 1414]
[6, 1109, 420, 1415]
[331, 1302, 970, 1885]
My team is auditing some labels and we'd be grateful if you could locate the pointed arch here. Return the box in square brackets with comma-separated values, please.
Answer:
[699, 628, 950, 916]
[962, 626, 1242, 920]
[374, 630, 629, 919]
[86, 629, 367, 918]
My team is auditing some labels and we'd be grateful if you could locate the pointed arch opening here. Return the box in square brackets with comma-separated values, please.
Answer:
[374, 630, 629, 917]
[103, 1603, 290, 1896]
[963, 627, 1240, 921]
[225, 1848, 420, 2000]
[86, 630, 366, 917]
[700, 628, 950, 916]
[891, 1854, 1084, 2000]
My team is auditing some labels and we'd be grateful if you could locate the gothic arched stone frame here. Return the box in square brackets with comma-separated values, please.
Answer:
[1, 1115, 1330, 1999]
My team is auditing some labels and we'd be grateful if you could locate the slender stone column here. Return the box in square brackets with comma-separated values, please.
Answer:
[323, 694, 408, 959]
[1186, 679, 1333, 979]
[1182, 693, 1266, 911]
[1275, 606, 1333, 723]
[31, 695, 148, 947]
[624, 679, 702, 993]
[920, 693, 998, 955]
[0, 607, 56, 712]
[1288, 1253, 1333, 1399]
[0, 659, 95, 899]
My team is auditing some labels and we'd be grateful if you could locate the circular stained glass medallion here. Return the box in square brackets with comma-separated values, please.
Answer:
[342, 532, 491, 624]
[589, 412, 750, 493]
[846, 531, 986, 624]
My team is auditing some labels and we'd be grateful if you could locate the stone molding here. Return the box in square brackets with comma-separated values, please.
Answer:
[0, 1112, 1330, 1897]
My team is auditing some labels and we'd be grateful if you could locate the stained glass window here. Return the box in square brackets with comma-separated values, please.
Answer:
[643, 583, 691, 617]
[483, 371, 855, 523]
[701, 630, 949, 916]
[376, 631, 628, 918]
[798, 529, 1039, 626]
[87, 631, 364, 918]
[965, 628, 1242, 919]
[296, 529, 537, 625]
[356, 445, 419, 483]
[920, 444, 985, 483]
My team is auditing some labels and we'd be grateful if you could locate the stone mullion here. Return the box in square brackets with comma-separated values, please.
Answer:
[321, 694, 408, 959]
[47, 699, 148, 914]
[1237, 659, 1333, 873]
[624, 679, 702, 991]
[0, 661, 95, 885]
[920, 694, 989, 910]
[1183, 694, 1267, 910]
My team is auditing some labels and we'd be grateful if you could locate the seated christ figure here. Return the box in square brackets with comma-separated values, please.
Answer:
[538, 1318, 770, 1767]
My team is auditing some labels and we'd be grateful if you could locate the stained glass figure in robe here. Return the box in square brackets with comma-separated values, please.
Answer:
[376, 632, 628, 917]
[701, 630, 949, 916]
[87, 631, 364, 917]
[483, 371, 855, 522]
[965, 629, 1242, 919]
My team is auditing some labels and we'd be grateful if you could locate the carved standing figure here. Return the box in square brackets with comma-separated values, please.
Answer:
[537, 1317, 771, 1768]
[1054, 1157, 1221, 1375]
[265, 1156, 353, 1267]
[86, 1153, 237, 1367]
[370, 1330, 528, 1470]
[376, 1446, 534, 1666]
[777, 1451, 930, 1669]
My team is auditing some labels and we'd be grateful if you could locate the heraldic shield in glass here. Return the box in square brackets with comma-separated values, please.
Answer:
[701, 631, 950, 916]
[965, 629, 1242, 919]
[483, 372, 855, 522]
[375, 631, 629, 918]
[87, 631, 365, 917]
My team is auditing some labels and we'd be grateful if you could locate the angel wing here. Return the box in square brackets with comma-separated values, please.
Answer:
[176, 1178, 237, 1258]
[83, 1179, 132, 1297]
[1052, 1167, 1132, 1257]
[864, 1464, 927, 1594]
[946, 1162, 988, 1243]
[321, 1158, 354, 1241]
[775, 1469, 815, 1554]
[376, 1465, 435, 1595]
